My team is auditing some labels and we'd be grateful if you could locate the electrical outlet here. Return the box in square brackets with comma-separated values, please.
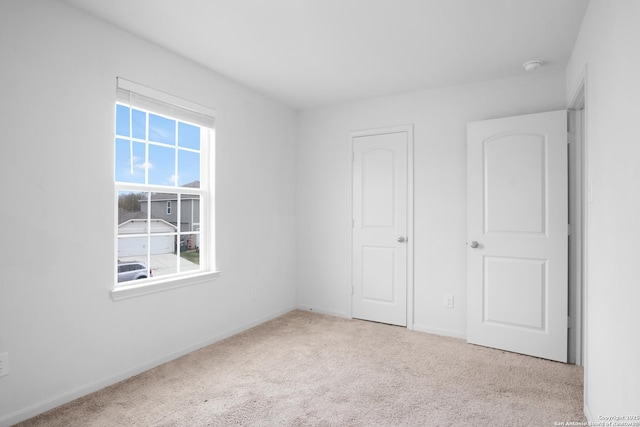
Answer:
[444, 295, 454, 309]
[0, 352, 8, 377]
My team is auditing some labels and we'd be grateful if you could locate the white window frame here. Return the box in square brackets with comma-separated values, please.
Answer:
[112, 78, 219, 301]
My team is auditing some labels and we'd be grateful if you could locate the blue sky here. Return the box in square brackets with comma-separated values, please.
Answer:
[115, 104, 200, 187]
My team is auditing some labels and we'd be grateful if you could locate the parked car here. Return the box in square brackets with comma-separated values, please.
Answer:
[117, 261, 152, 283]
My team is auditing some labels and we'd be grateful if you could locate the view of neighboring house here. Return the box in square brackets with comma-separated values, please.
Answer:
[141, 181, 200, 235]
[139, 192, 200, 234]
[117, 181, 201, 257]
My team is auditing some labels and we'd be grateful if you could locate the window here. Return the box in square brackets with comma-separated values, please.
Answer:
[113, 78, 217, 299]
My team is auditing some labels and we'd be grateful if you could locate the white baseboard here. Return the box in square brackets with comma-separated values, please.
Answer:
[295, 305, 349, 319]
[0, 306, 296, 427]
[412, 323, 467, 340]
[295, 310, 467, 341]
[584, 402, 594, 423]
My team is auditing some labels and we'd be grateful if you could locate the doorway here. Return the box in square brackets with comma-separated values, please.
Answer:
[568, 81, 587, 366]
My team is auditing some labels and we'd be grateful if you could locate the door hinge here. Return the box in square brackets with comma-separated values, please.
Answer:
[568, 224, 572, 236]
[568, 316, 575, 329]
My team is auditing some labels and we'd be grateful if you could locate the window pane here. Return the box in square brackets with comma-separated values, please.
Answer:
[132, 109, 146, 140]
[179, 194, 200, 232]
[149, 113, 175, 145]
[179, 234, 200, 272]
[115, 139, 145, 183]
[178, 122, 200, 150]
[149, 235, 178, 278]
[118, 190, 148, 233]
[148, 145, 176, 186]
[117, 236, 147, 263]
[115, 104, 130, 137]
[116, 257, 151, 284]
[144, 192, 178, 230]
[178, 150, 200, 187]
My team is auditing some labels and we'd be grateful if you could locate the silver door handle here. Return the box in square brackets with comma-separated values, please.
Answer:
[397, 236, 406, 243]
[470, 241, 479, 248]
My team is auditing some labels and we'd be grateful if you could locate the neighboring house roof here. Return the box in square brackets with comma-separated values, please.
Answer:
[118, 210, 180, 227]
[118, 218, 177, 234]
[181, 180, 200, 188]
[118, 210, 148, 224]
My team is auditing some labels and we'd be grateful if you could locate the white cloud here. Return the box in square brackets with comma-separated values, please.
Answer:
[135, 161, 153, 170]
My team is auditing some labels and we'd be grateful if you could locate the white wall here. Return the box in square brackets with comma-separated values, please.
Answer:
[0, 0, 296, 424]
[565, 0, 640, 418]
[296, 71, 566, 337]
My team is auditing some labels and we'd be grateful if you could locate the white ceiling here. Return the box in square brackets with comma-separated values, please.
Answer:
[60, 0, 589, 110]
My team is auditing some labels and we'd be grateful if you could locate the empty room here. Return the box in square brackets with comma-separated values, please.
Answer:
[0, 0, 638, 425]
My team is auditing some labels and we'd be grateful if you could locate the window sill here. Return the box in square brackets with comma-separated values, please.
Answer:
[110, 271, 220, 301]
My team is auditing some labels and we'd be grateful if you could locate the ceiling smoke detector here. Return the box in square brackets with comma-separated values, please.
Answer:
[523, 60, 543, 71]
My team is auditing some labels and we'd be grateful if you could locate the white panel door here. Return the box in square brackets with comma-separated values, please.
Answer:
[467, 110, 568, 362]
[352, 130, 408, 326]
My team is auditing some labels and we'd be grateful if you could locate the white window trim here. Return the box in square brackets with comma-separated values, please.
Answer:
[114, 78, 217, 300]
[110, 270, 220, 301]
[117, 78, 216, 124]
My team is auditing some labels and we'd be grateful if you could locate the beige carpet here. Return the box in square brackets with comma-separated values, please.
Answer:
[18, 310, 585, 426]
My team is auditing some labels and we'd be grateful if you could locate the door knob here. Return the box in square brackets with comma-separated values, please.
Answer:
[397, 236, 406, 243]
[470, 241, 479, 249]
